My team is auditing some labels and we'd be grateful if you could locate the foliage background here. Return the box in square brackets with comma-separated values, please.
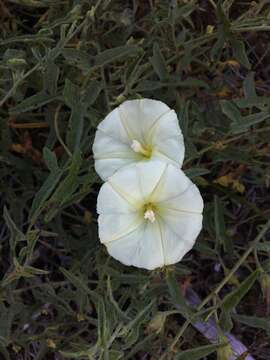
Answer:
[0, 0, 270, 359]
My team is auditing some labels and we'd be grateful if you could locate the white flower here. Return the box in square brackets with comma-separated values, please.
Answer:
[93, 98, 185, 180]
[97, 161, 203, 270]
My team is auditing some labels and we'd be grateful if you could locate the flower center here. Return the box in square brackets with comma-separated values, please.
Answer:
[143, 204, 156, 223]
[131, 140, 151, 158]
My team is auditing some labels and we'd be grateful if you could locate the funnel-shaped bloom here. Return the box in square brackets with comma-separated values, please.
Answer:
[93, 99, 184, 180]
[97, 161, 203, 270]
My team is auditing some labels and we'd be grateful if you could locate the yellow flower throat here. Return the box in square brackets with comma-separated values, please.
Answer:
[131, 140, 152, 158]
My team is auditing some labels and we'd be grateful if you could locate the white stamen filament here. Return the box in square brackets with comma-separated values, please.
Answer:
[144, 209, 156, 223]
[131, 140, 150, 157]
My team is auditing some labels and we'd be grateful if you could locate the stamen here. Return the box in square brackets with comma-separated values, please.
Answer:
[131, 140, 151, 157]
[144, 209, 156, 223]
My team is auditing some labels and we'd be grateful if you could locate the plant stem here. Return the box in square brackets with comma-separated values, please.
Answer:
[162, 220, 270, 358]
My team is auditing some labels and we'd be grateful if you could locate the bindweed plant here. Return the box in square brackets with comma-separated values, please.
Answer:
[0, 1, 270, 359]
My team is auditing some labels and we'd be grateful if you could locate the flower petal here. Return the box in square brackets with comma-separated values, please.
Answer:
[150, 110, 185, 167]
[150, 164, 190, 202]
[105, 221, 165, 270]
[93, 129, 131, 156]
[97, 107, 130, 144]
[98, 212, 142, 243]
[157, 214, 202, 265]
[97, 182, 138, 214]
[159, 183, 204, 214]
[108, 160, 167, 205]
[152, 135, 184, 167]
[92, 99, 185, 180]
[120, 99, 171, 143]
[97, 161, 204, 270]
[95, 158, 135, 183]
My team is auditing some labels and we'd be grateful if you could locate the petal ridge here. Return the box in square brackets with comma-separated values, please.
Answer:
[101, 216, 144, 244]
[107, 180, 140, 209]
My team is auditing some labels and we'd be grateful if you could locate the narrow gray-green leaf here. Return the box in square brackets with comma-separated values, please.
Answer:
[220, 100, 242, 123]
[230, 112, 270, 134]
[82, 81, 103, 107]
[94, 45, 141, 67]
[150, 43, 169, 81]
[10, 92, 59, 113]
[63, 78, 80, 109]
[136, 78, 208, 91]
[3, 207, 25, 257]
[222, 270, 260, 312]
[66, 107, 85, 152]
[44, 152, 81, 221]
[231, 38, 251, 70]
[185, 167, 210, 179]
[232, 314, 270, 333]
[214, 195, 232, 254]
[166, 271, 193, 318]
[43, 147, 58, 172]
[44, 60, 60, 95]
[29, 168, 63, 223]
[243, 72, 257, 99]
[60, 267, 100, 303]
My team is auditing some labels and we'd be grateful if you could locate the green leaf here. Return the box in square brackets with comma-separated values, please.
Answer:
[107, 277, 130, 321]
[166, 271, 193, 318]
[256, 242, 270, 252]
[44, 60, 59, 95]
[232, 314, 270, 333]
[136, 78, 208, 91]
[122, 300, 154, 349]
[29, 168, 63, 223]
[150, 43, 169, 81]
[184, 167, 210, 179]
[243, 72, 257, 99]
[94, 45, 141, 67]
[230, 111, 270, 134]
[177, 100, 190, 137]
[66, 107, 85, 152]
[3, 207, 25, 257]
[214, 196, 233, 254]
[220, 269, 260, 331]
[172, 3, 196, 21]
[1, 258, 49, 287]
[60, 267, 100, 303]
[82, 81, 103, 107]
[219, 309, 234, 332]
[176, 343, 224, 360]
[44, 152, 81, 221]
[63, 78, 80, 109]
[210, 3, 230, 60]
[10, 92, 59, 113]
[126, 333, 156, 359]
[25, 229, 40, 262]
[210, 32, 226, 61]
[97, 298, 108, 345]
[216, 3, 231, 34]
[231, 38, 251, 69]
[220, 100, 242, 123]
[60, 347, 96, 359]
[0, 345, 11, 360]
[222, 269, 260, 311]
[62, 48, 92, 71]
[63, 79, 86, 151]
[43, 147, 58, 172]
[0, 33, 54, 46]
